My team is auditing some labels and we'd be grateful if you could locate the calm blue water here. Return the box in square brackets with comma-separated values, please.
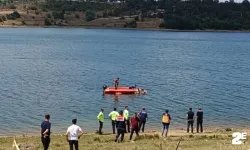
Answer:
[0, 28, 250, 136]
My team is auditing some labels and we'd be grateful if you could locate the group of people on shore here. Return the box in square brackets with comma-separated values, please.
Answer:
[40, 107, 203, 150]
[96, 106, 148, 142]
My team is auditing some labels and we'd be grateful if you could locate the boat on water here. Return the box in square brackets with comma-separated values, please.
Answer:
[103, 86, 147, 95]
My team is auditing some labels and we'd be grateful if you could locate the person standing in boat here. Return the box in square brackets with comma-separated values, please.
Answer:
[114, 78, 120, 89]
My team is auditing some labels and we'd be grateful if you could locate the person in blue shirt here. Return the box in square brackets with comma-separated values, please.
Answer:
[139, 108, 148, 132]
[41, 114, 51, 150]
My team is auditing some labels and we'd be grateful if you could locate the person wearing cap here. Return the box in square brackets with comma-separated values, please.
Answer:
[115, 110, 126, 142]
[97, 108, 104, 134]
[139, 108, 148, 132]
[196, 108, 203, 133]
[161, 110, 171, 137]
[114, 78, 120, 89]
[123, 106, 130, 133]
[187, 108, 194, 133]
[108, 108, 119, 134]
[66, 119, 83, 150]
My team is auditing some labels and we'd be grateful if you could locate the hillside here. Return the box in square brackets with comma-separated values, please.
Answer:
[1, 0, 250, 30]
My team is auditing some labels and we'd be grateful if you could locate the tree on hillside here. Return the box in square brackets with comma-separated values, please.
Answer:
[85, 10, 96, 21]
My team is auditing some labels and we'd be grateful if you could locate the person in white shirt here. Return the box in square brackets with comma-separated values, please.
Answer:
[66, 119, 83, 150]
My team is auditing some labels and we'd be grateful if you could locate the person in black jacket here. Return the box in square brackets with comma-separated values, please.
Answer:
[115, 111, 126, 142]
[196, 108, 203, 133]
[187, 108, 194, 133]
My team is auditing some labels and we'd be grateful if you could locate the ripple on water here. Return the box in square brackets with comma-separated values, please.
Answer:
[0, 28, 250, 135]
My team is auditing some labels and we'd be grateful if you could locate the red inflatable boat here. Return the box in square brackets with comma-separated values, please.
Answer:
[103, 86, 147, 95]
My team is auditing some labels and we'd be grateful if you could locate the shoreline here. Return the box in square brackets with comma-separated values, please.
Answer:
[1, 128, 249, 150]
[1, 127, 249, 138]
[1, 25, 250, 33]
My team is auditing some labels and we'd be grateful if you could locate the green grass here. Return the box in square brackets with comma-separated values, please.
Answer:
[0, 129, 249, 150]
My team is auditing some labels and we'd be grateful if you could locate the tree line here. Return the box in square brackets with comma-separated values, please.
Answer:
[39, 0, 250, 30]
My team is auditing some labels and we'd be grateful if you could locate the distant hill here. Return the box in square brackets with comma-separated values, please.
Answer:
[1, 0, 250, 30]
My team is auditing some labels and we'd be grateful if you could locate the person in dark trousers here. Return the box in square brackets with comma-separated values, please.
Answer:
[161, 110, 171, 137]
[130, 112, 140, 140]
[41, 114, 51, 150]
[114, 78, 120, 89]
[66, 119, 83, 150]
[115, 110, 126, 142]
[139, 108, 148, 132]
[123, 106, 130, 133]
[187, 108, 194, 133]
[196, 108, 203, 133]
[108, 108, 119, 134]
[97, 108, 104, 134]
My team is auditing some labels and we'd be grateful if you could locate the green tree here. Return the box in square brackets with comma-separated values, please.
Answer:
[85, 10, 96, 21]
[52, 11, 64, 19]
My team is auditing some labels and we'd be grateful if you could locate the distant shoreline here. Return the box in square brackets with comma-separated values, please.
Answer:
[1, 25, 250, 33]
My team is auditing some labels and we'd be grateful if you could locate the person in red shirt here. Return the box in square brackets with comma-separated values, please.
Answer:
[129, 112, 140, 140]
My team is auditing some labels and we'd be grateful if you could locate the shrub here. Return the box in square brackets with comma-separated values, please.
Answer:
[225, 128, 232, 131]
[6, 14, 15, 20]
[35, 10, 39, 15]
[41, 8, 48, 12]
[22, 20, 26, 25]
[97, 14, 102, 18]
[103, 11, 108, 18]
[47, 14, 52, 18]
[29, 6, 37, 10]
[141, 16, 145, 22]
[124, 20, 137, 28]
[75, 14, 79, 19]
[85, 10, 96, 21]
[108, 11, 112, 16]
[2, 16, 6, 21]
[8, 5, 16, 9]
[135, 16, 139, 21]
[44, 19, 52, 26]
[6, 11, 20, 20]
[120, 16, 125, 20]
[52, 11, 64, 19]
[159, 22, 165, 28]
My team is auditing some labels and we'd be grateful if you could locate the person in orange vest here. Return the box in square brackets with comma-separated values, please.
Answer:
[115, 110, 126, 142]
[161, 110, 171, 137]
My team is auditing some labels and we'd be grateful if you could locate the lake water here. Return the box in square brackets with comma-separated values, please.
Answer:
[0, 28, 250, 136]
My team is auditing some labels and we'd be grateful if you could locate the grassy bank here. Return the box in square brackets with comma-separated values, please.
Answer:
[1, 129, 249, 150]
